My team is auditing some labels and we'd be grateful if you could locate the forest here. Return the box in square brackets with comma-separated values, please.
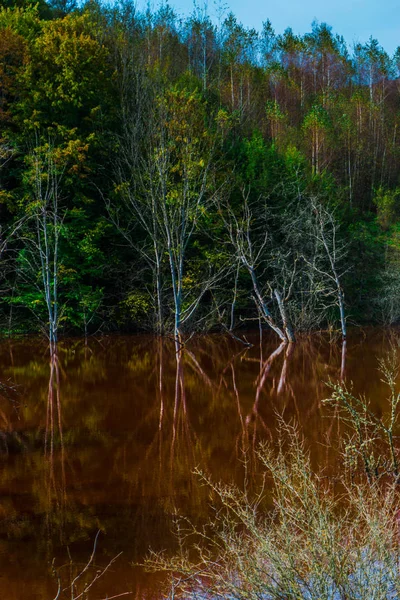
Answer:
[0, 0, 400, 342]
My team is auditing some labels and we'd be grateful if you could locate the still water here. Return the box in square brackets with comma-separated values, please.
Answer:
[0, 330, 396, 598]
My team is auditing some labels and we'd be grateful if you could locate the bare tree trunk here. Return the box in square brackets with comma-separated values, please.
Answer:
[248, 266, 287, 342]
[274, 289, 295, 343]
[340, 339, 346, 381]
[311, 198, 347, 340]
[154, 245, 163, 335]
[31, 144, 63, 345]
[319, 220, 347, 339]
[230, 263, 240, 331]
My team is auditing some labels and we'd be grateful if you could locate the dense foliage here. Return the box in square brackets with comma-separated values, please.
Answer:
[1, 0, 400, 338]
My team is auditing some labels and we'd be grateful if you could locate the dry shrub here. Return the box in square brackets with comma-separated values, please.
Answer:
[147, 362, 400, 599]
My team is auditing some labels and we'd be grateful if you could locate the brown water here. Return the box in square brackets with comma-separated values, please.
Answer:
[0, 329, 397, 599]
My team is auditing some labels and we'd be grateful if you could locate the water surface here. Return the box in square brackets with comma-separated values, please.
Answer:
[0, 330, 396, 598]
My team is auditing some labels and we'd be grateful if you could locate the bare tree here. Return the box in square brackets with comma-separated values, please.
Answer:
[114, 87, 226, 342]
[217, 187, 296, 343]
[308, 196, 348, 339]
[16, 143, 65, 346]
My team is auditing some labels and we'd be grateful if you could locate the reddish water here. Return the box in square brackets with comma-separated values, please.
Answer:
[0, 330, 396, 599]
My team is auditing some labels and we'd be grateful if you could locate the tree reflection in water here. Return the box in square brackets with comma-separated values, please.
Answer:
[0, 330, 388, 598]
[44, 345, 66, 542]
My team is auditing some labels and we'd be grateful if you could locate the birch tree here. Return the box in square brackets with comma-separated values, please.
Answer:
[307, 197, 348, 339]
[115, 87, 226, 341]
[218, 187, 296, 343]
[16, 143, 65, 347]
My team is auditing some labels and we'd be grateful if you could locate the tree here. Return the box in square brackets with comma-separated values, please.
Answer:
[115, 87, 226, 341]
[307, 197, 348, 338]
[16, 142, 64, 345]
[184, 5, 216, 91]
[221, 14, 258, 114]
[216, 186, 296, 343]
[0, 27, 26, 123]
[17, 10, 112, 132]
[9, 134, 104, 341]
[303, 104, 331, 175]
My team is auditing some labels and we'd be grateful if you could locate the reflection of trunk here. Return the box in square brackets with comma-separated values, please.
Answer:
[240, 343, 285, 455]
[171, 342, 186, 461]
[277, 342, 295, 395]
[231, 363, 245, 433]
[187, 350, 213, 388]
[45, 346, 66, 539]
[168, 345, 203, 504]
[45, 346, 61, 456]
[143, 338, 211, 508]
[157, 338, 164, 431]
[253, 343, 286, 415]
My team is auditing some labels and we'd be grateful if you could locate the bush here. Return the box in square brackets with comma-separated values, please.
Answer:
[146, 363, 400, 599]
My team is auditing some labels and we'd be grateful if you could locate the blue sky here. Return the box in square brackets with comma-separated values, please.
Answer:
[144, 0, 400, 56]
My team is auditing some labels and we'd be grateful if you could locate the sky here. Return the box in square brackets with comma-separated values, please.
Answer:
[145, 0, 400, 56]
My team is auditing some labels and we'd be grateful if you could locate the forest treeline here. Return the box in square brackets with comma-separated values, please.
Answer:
[1, 0, 400, 341]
